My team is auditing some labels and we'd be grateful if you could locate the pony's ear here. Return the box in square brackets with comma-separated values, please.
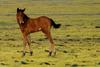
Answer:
[21, 8, 25, 12]
[17, 8, 20, 12]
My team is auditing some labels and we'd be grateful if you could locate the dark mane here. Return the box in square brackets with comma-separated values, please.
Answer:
[23, 13, 29, 23]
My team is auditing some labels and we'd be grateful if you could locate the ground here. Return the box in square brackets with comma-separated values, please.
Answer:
[0, 0, 100, 67]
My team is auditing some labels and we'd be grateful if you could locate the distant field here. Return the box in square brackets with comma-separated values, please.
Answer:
[0, 0, 100, 67]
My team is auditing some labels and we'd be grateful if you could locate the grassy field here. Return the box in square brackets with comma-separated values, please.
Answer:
[0, 0, 100, 67]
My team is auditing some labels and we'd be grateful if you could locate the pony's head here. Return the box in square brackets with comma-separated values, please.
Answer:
[16, 8, 25, 24]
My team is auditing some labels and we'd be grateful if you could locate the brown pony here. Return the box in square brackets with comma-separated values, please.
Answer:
[16, 8, 61, 56]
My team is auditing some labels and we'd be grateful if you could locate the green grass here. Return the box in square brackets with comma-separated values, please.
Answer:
[0, 0, 100, 67]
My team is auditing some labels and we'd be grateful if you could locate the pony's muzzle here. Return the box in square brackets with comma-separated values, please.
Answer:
[20, 20, 24, 23]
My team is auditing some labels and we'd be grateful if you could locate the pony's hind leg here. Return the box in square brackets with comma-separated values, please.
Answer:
[42, 30, 56, 56]
[47, 32, 56, 56]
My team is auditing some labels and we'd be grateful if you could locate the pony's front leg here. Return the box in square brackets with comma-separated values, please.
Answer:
[27, 35, 33, 56]
[22, 35, 27, 57]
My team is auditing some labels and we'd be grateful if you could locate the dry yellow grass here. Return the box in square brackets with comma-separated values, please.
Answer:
[0, 0, 100, 67]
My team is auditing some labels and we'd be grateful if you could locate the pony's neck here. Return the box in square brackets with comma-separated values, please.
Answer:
[23, 13, 29, 23]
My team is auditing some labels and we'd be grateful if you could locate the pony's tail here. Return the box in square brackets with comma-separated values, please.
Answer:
[50, 19, 61, 28]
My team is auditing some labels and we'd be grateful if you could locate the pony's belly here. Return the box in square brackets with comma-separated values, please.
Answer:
[28, 26, 41, 33]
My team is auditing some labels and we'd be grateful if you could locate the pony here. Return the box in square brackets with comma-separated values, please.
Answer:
[16, 8, 61, 56]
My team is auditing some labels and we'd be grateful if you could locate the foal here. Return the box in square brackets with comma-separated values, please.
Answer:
[16, 8, 61, 56]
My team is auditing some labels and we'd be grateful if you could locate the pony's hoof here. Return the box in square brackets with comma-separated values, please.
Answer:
[48, 51, 56, 56]
[49, 51, 52, 56]
[30, 51, 33, 56]
[53, 51, 56, 56]
[22, 52, 26, 57]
